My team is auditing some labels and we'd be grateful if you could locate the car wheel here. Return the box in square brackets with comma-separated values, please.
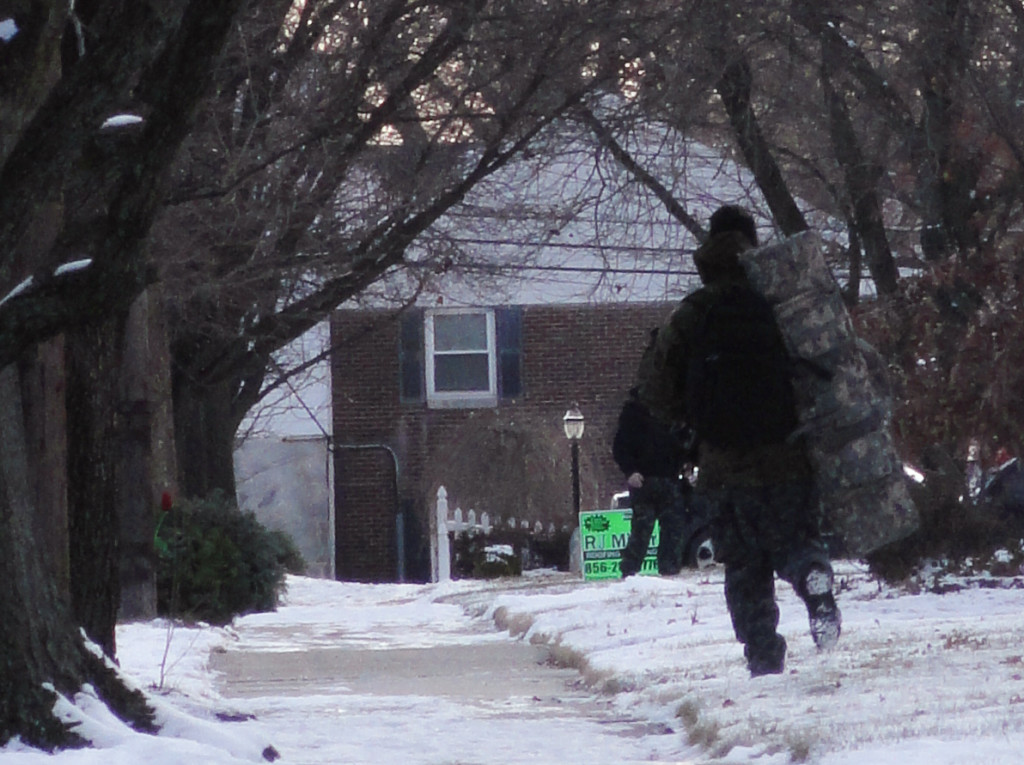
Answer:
[686, 530, 715, 569]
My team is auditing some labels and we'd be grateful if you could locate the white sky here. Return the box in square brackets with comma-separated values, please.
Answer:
[5, 561, 1024, 764]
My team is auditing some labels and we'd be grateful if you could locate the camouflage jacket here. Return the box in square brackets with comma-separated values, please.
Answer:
[637, 231, 812, 489]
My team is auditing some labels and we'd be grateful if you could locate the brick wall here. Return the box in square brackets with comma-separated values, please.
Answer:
[331, 301, 674, 582]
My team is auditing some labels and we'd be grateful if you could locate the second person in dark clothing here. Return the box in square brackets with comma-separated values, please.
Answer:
[612, 376, 691, 577]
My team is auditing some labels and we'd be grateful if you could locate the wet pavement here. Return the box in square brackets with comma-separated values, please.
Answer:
[209, 582, 690, 765]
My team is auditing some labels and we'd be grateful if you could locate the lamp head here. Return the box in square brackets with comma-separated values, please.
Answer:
[562, 403, 584, 440]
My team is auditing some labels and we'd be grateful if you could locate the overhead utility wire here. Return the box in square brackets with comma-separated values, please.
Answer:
[403, 260, 699, 277]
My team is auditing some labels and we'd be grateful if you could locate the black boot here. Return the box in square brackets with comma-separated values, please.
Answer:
[744, 633, 787, 677]
[619, 555, 640, 578]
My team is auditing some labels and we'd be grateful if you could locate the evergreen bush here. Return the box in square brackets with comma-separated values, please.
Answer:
[155, 491, 305, 624]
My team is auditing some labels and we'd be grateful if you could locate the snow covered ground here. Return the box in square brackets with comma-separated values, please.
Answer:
[4, 561, 1024, 764]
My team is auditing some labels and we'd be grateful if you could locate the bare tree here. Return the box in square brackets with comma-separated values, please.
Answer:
[0, 0, 245, 747]
[584, 0, 1023, 467]
[153, 0, 637, 500]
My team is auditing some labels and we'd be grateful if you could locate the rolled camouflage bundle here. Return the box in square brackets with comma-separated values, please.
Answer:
[739, 231, 918, 556]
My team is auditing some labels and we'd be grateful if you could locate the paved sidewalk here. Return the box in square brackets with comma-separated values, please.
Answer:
[209, 579, 689, 765]
[215, 641, 587, 700]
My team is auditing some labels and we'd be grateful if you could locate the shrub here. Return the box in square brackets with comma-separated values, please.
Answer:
[852, 243, 1024, 578]
[450, 526, 573, 579]
[156, 491, 305, 624]
[452, 530, 522, 578]
[867, 465, 1024, 585]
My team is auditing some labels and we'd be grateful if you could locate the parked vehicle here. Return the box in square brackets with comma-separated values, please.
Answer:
[982, 455, 1024, 519]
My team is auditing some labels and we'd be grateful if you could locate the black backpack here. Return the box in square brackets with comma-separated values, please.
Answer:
[684, 285, 798, 449]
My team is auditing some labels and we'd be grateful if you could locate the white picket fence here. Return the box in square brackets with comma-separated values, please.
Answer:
[430, 485, 564, 583]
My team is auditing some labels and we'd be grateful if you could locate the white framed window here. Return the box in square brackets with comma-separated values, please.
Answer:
[425, 308, 497, 408]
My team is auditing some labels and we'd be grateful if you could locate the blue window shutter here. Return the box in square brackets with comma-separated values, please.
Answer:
[399, 309, 424, 402]
[496, 306, 522, 399]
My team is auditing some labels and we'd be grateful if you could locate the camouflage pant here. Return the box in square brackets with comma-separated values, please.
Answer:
[620, 477, 689, 576]
[705, 481, 832, 672]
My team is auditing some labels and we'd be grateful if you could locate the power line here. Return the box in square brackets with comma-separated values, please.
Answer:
[405, 259, 699, 277]
[438, 236, 691, 256]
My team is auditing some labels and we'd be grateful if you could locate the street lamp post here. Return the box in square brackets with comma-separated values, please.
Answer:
[562, 403, 585, 518]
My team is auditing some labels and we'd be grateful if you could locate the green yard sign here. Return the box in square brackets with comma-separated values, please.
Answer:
[578, 509, 659, 580]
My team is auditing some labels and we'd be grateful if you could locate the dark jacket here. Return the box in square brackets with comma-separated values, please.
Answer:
[612, 393, 685, 479]
[637, 231, 812, 489]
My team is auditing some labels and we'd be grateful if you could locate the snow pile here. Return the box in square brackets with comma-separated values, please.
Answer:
[481, 562, 1024, 764]
[0, 18, 18, 42]
[2, 620, 273, 764]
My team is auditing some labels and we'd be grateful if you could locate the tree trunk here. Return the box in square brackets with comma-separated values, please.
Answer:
[18, 336, 70, 596]
[820, 34, 900, 297]
[172, 374, 242, 502]
[116, 290, 178, 620]
[0, 2, 66, 164]
[65, 317, 125, 658]
[0, 0, 244, 747]
[715, 51, 809, 236]
[0, 365, 154, 750]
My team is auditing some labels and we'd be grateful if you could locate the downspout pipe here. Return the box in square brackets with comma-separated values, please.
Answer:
[330, 440, 404, 582]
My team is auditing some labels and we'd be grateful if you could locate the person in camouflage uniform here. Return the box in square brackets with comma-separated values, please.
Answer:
[612, 379, 691, 577]
[638, 205, 841, 677]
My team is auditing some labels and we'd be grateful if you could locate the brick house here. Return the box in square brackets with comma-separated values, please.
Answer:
[323, 127, 768, 582]
[330, 299, 679, 582]
[263, 130, 813, 583]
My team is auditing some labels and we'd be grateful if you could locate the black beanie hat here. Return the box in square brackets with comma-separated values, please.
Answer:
[708, 205, 758, 246]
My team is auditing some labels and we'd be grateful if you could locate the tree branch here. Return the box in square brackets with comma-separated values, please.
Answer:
[576, 106, 705, 242]
[713, 48, 809, 235]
